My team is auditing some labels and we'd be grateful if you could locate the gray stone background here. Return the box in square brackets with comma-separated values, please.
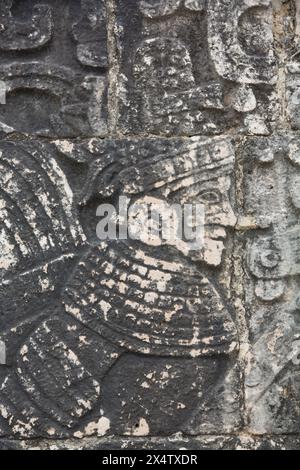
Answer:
[0, 0, 299, 450]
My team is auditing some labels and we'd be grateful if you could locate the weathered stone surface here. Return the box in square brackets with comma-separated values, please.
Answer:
[2, 434, 300, 450]
[0, 0, 300, 451]
[115, 0, 278, 136]
[0, 0, 108, 138]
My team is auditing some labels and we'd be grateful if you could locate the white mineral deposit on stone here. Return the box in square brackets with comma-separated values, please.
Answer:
[0, 341, 5, 365]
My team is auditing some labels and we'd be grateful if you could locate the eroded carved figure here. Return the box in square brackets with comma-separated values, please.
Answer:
[0, 0, 108, 138]
[116, 0, 277, 135]
[0, 0, 52, 51]
[244, 135, 300, 433]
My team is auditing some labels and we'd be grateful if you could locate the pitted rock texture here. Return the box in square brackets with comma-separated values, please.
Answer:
[115, 0, 278, 136]
[0, 0, 108, 137]
[0, 0, 299, 450]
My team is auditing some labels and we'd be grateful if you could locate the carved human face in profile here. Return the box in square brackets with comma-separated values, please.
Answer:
[131, 175, 236, 267]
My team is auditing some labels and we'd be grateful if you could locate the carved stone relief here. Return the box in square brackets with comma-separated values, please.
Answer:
[240, 1, 300, 437]
[0, 0, 300, 451]
[0, 0, 108, 138]
[72, 0, 107, 68]
[115, 0, 278, 136]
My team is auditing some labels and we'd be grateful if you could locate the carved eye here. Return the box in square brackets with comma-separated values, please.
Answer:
[197, 190, 221, 204]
